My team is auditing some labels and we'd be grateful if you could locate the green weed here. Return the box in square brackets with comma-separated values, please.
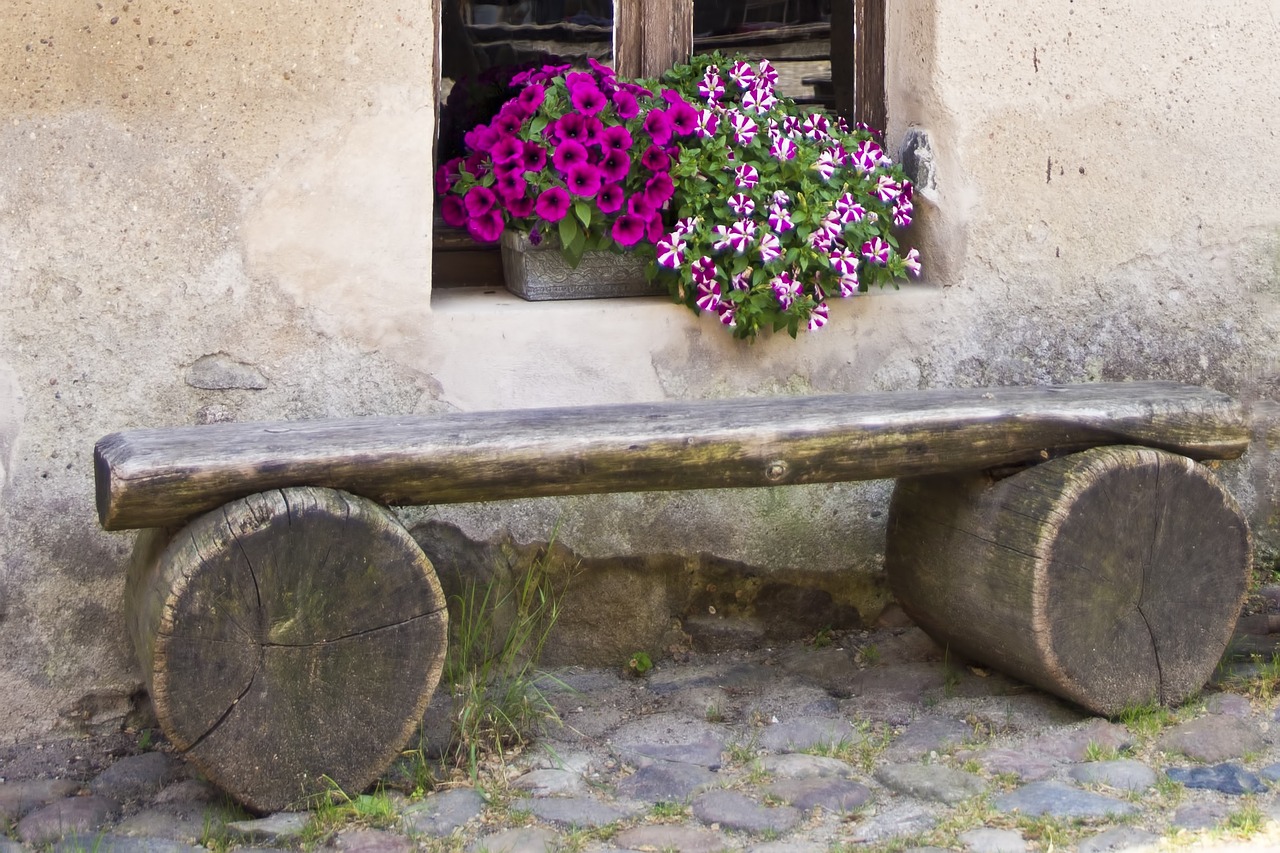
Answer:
[443, 539, 567, 779]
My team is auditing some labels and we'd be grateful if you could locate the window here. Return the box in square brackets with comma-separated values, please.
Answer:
[433, 0, 885, 287]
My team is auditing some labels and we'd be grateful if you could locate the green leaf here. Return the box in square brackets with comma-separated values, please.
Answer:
[574, 199, 592, 228]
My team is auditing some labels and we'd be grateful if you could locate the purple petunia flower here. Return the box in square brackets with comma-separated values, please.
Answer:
[612, 214, 646, 247]
[601, 125, 633, 151]
[464, 185, 496, 217]
[507, 195, 536, 219]
[535, 186, 572, 222]
[628, 193, 657, 220]
[495, 171, 528, 202]
[571, 84, 608, 117]
[668, 101, 700, 137]
[440, 194, 466, 227]
[552, 140, 590, 175]
[521, 141, 547, 173]
[862, 236, 891, 265]
[644, 172, 675, 207]
[517, 84, 546, 113]
[611, 89, 640, 119]
[643, 109, 674, 146]
[646, 214, 666, 245]
[489, 133, 524, 165]
[492, 108, 525, 137]
[464, 124, 498, 153]
[597, 183, 625, 214]
[555, 113, 588, 144]
[641, 145, 671, 173]
[566, 162, 602, 198]
[599, 148, 631, 184]
[467, 208, 504, 243]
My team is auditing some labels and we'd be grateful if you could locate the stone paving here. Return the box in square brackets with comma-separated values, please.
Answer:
[6, 621, 1280, 852]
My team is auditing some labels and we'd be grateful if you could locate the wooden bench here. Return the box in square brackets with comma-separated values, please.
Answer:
[94, 381, 1252, 811]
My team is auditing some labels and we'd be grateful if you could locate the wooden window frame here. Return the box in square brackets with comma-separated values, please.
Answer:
[433, 0, 886, 289]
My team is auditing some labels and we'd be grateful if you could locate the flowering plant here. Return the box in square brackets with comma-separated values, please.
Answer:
[436, 59, 700, 267]
[650, 53, 922, 338]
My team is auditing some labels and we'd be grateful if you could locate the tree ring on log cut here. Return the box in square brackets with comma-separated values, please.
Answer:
[885, 446, 1250, 716]
[125, 487, 448, 813]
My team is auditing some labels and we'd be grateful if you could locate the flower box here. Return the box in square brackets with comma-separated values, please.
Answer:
[500, 230, 664, 301]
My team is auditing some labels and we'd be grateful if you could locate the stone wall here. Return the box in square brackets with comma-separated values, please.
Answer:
[1, 0, 1277, 742]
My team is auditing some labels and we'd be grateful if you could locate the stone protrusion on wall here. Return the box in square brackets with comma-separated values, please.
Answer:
[184, 353, 269, 391]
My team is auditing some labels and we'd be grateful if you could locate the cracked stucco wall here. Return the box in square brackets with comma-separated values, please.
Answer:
[1, 0, 1278, 742]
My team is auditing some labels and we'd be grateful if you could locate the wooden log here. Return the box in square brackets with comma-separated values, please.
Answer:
[96, 382, 1247, 531]
[126, 487, 448, 813]
[885, 446, 1251, 715]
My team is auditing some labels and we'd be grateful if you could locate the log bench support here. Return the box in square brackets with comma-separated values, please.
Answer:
[95, 381, 1252, 811]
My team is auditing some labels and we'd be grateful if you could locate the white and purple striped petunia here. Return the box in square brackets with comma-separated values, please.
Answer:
[718, 303, 737, 327]
[768, 203, 793, 233]
[771, 272, 800, 309]
[699, 67, 724, 102]
[691, 255, 718, 284]
[729, 111, 758, 146]
[756, 59, 779, 87]
[727, 193, 755, 217]
[769, 136, 798, 161]
[814, 149, 840, 181]
[696, 109, 719, 138]
[729, 60, 757, 88]
[807, 302, 829, 331]
[875, 174, 903, 203]
[695, 279, 722, 312]
[731, 270, 752, 291]
[801, 114, 829, 140]
[904, 247, 923, 276]
[862, 236, 891, 265]
[853, 139, 883, 173]
[837, 270, 860, 297]
[757, 231, 782, 263]
[893, 200, 914, 228]
[656, 235, 686, 269]
[734, 164, 759, 189]
[829, 248, 859, 276]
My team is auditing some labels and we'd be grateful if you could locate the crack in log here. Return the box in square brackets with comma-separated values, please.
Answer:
[1137, 454, 1166, 700]
[181, 667, 259, 755]
[258, 608, 448, 648]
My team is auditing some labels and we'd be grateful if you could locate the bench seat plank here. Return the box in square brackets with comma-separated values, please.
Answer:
[95, 381, 1247, 530]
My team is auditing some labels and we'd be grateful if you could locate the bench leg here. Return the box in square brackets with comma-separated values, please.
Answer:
[125, 487, 448, 813]
[886, 446, 1251, 716]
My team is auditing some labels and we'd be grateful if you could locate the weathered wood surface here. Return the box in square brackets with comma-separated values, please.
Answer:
[96, 382, 1247, 530]
[886, 446, 1251, 715]
[616, 0, 692, 79]
[126, 487, 448, 813]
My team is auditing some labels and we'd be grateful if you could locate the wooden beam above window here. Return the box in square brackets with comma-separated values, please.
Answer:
[616, 0, 693, 78]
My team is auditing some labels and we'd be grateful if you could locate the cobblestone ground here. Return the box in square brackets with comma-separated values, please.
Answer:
[6, 618, 1280, 853]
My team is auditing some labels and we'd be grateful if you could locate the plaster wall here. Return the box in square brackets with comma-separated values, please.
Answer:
[1, 0, 1278, 742]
